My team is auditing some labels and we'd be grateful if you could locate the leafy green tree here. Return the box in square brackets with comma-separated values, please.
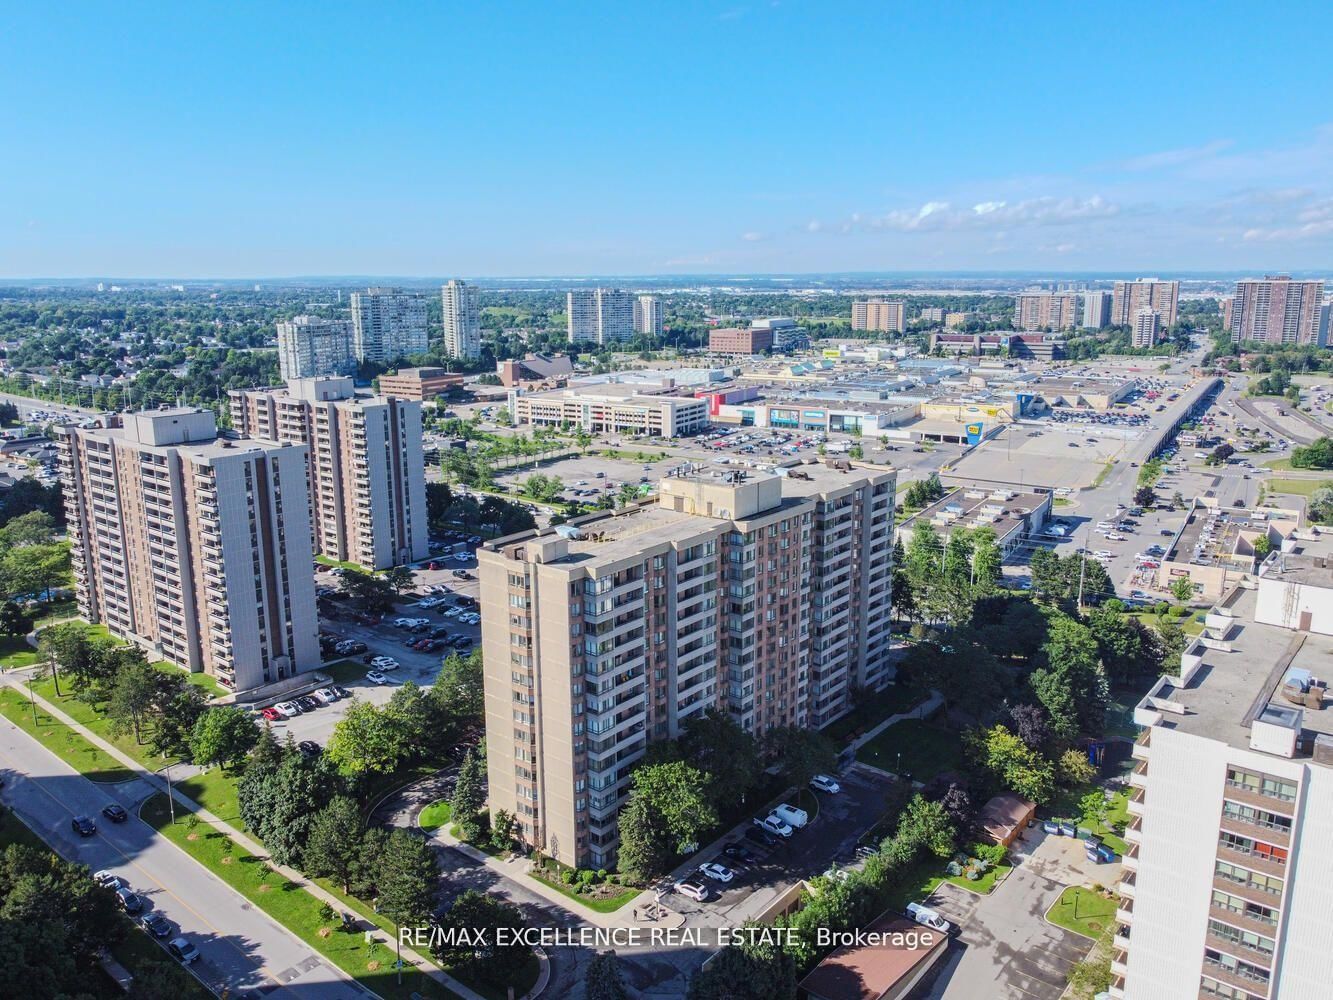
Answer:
[105, 658, 160, 743]
[586, 951, 632, 1000]
[384, 564, 416, 596]
[686, 931, 798, 1000]
[431, 650, 484, 724]
[148, 672, 209, 759]
[890, 794, 956, 859]
[1, 543, 70, 605]
[1057, 748, 1097, 787]
[1086, 601, 1146, 681]
[338, 567, 395, 611]
[377, 829, 440, 930]
[615, 792, 667, 883]
[0, 601, 30, 638]
[1170, 576, 1196, 602]
[1030, 616, 1109, 741]
[969, 526, 1002, 593]
[237, 743, 340, 866]
[762, 725, 837, 790]
[681, 710, 760, 810]
[326, 699, 409, 774]
[303, 797, 365, 892]
[1308, 487, 1333, 525]
[188, 706, 260, 770]
[431, 890, 526, 986]
[631, 761, 717, 850]
[450, 747, 487, 841]
[1290, 437, 1333, 469]
[969, 725, 1056, 804]
[1133, 486, 1156, 508]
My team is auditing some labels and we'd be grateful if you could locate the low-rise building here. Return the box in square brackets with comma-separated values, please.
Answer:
[899, 486, 1052, 558]
[710, 326, 773, 355]
[1157, 500, 1302, 602]
[376, 367, 466, 401]
[511, 383, 709, 437]
[496, 353, 574, 388]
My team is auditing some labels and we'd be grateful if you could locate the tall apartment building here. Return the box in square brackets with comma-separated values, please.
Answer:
[1116, 571, 1333, 1000]
[851, 299, 906, 334]
[919, 307, 946, 324]
[349, 287, 429, 362]
[478, 461, 895, 868]
[567, 288, 635, 345]
[229, 378, 428, 571]
[1014, 292, 1081, 331]
[59, 407, 319, 692]
[276, 316, 356, 380]
[1112, 279, 1180, 328]
[1227, 276, 1325, 345]
[1082, 291, 1112, 330]
[441, 280, 481, 361]
[1132, 308, 1162, 348]
[633, 295, 664, 337]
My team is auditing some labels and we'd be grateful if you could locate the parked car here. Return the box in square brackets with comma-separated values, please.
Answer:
[273, 701, 301, 718]
[449, 636, 473, 649]
[721, 842, 757, 865]
[906, 902, 953, 934]
[754, 814, 793, 838]
[332, 685, 351, 699]
[71, 815, 97, 837]
[370, 656, 399, 670]
[102, 803, 128, 823]
[295, 695, 320, 712]
[771, 803, 809, 829]
[744, 826, 779, 848]
[260, 707, 283, 722]
[674, 878, 710, 902]
[366, 670, 390, 684]
[698, 862, 736, 883]
[313, 688, 339, 705]
[809, 774, 841, 794]
[336, 640, 367, 655]
[116, 887, 144, 914]
[93, 870, 125, 890]
[168, 936, 201, 964]
[141, 912, 172, 938]
[297, 740, 321, 757]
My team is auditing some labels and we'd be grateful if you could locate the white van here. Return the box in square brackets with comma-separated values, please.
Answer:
[771, 803, 809, 829]
[906, 902, 953, 933]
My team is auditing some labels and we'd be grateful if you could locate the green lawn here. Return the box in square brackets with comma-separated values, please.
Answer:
[1263, 458, 1296, 471]
[140, 794, 464, 1000]
[1044, 785, 1130, 857]
[1267, 478, 1333, 497]
[0, 634, 41, 669]
[30, 598, 79, 628]
[25, 675, 171, 773]
[0, 687, 136, 782]
[526, 867, 641, 913]
[822, 683, 926, 746]
[174, 765, 244, 827]
[855, 717, 961, 781]
[419, 800, 452, 831]
[316, 555, 367, 573]
[324, 659, 370, 684]
[1047, 886, 1118, 939]
[151, 661, 227, 699]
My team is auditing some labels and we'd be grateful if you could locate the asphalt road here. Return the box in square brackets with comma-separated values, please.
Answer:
[0, 712, 368, 1000]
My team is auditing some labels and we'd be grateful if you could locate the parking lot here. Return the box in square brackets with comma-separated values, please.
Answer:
[662, 765, 901, 928]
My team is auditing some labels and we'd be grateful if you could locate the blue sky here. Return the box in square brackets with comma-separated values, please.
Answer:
[3, 1, 1332, 277]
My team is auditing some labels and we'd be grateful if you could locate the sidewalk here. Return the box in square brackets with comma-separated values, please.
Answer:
[848, 689, 944, 753]
[3, 671, 485, 1000]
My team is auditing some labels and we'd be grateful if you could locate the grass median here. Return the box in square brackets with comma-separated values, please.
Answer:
[140, 793, 464, 1000]
[1047, 885, 1118, 939]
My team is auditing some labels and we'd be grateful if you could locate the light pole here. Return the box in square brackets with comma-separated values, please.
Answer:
[163, 761, 176, 825]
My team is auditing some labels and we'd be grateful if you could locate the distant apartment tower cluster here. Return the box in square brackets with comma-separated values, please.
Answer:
[59, 407, 320, 692]
[1014, 292, 1082, 331]
[851, 299, 906, 334]
[350, 287, 429, 363]
[567, 288, 635, 345]
[1224, 276, 1325, 345]
[229, 377, 428, 571]
[633, 294, 663, 336]
[441, 279, 481, 361]
[478, 461, 896, 868]
[1112, 279, 1180, 328]
[276, 316, 357, 380]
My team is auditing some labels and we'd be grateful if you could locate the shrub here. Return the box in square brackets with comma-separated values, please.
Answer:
[578, 869, 595, 887]
[561, 869, 576, 886]
[596, 868, 608, 883]
[968, 842, 1007, 865]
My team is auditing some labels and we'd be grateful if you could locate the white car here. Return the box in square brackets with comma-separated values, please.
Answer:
[366, 670, 390, 684]
[772, 803, 809, 829]
[312, 688, 338, 705]
[273, 701, 301, 718]
[754, 814, 793, 838]
[443, 607, 462, 619]
[370, 656, 399, 670]
[809, 774, 841, 794]
[393, 617, 415, 628]
[93, 870, 126, 890]
[460, 613, 481, 625]
[698, 862, 735, 883]
[906, 902, 953, 934]
[1107, 532, 1126, 541]
[674, 878, 710, 902]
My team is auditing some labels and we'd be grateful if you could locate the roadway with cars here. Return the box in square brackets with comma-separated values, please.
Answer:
[0, 707, 368, 1000]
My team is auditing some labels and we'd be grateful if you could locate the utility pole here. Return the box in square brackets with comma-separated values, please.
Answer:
[1077, 527, 1090, 609]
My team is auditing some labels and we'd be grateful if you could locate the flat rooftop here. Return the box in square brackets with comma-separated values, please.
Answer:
[1256, 534, 1333, 588]
[1168, 505, 1273, 566]
[1147, 588, 1333, 753]
[902, 485, 1048, 541]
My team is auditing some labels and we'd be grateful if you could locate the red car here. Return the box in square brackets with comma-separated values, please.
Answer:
[261, 707, 282, 722]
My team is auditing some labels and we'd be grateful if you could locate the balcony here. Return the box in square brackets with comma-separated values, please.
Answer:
[1119, 871, 1136, 900]
[1127, 788, 1146, 817]
[1219, 812, 1290, 849]
[1116, 897, 1133, 925]
[1122, 844, 1140, 872]
[1223, 781, 1295, 817]
[1125, 817, 1143, 845]
[1201, 956, 1271, 996]
[1129, 759, 1149, 788]
[1111, 951, 1128, 978]
[1108, 980, 1124, 1000]
[1132, 730, 1152, 761]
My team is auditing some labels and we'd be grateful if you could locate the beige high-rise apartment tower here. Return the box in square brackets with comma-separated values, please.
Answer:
[1112, 279, 1180, 328]
[229, 378, 429, 571]
[441, 280, 481, 361]
[477, 461, 895, 868]
[1014, 292, 1081, 331]
[851, 299, 906, 333]
[60, 407, 320, 692]
[1227, 276, 1325, 345]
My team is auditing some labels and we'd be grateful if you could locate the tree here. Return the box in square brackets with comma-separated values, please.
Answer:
[1057, 748, 1097, 787]
[970, 725, 1056, 804]
[1253, 534, 1273, 559]
[681, 710, 760, 811]
[0, 601, 30, 638]
[431, 650, 484, 724]
[616, 792, 668, 883]
[585, 951, 632, 1000]
[891, 794, 956, 859]
[303, 797, 365, 893]
[326, 700, 409, 774]
[1133, 486, 1156, 508]
[384, 564, 416, 596]
[1030, 616, 1109, 741]
[969, 526, 1002, 593]
[1008, 703, 1051, 750]
[1290, 436, 1333, 470]
[36, 622, 93, 696]
[1308, 487, 1333, 525]
[431, 891, 527, 987]
[632, 762, 717, 848]
[105, 658, 160, 744]
[1, 543, 70, 605]
[763, 725, 837, 790]
[686, 932, 798, 1000]
[450, 747, 486, 841]
[238, 744, 340, 867]
[1170, 575, 1196, 603]
[147, 674, 209, 760]
[188, 706, 260, 770]
[339, 567, 395, 611]
[1086, 601, 1146, 681]
[377, 828, 440, 930]
[1204, 443, 1235, 466]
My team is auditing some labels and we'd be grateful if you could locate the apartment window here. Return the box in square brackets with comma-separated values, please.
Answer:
[1222, 801, 1291, 835]
[1198, 977, 1263, 1000]
[1225, 767, 1297, 803]
[1210, 890, 1277, 927]
[1206, 919, 1274, 957]
[1214, 860, 1282, 897]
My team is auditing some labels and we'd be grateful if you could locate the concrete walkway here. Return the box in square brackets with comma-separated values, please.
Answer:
[2, 670, 485, 1000]
[847, 689, 944, 753]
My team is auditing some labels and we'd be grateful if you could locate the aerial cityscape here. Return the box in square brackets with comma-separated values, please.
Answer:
[2, 4, 1332, 1000]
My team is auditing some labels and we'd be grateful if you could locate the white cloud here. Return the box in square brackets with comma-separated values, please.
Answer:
[841, 195, 1120, 234]
[740, 231, 768, 242]
[1118, 139, 1233, 171]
